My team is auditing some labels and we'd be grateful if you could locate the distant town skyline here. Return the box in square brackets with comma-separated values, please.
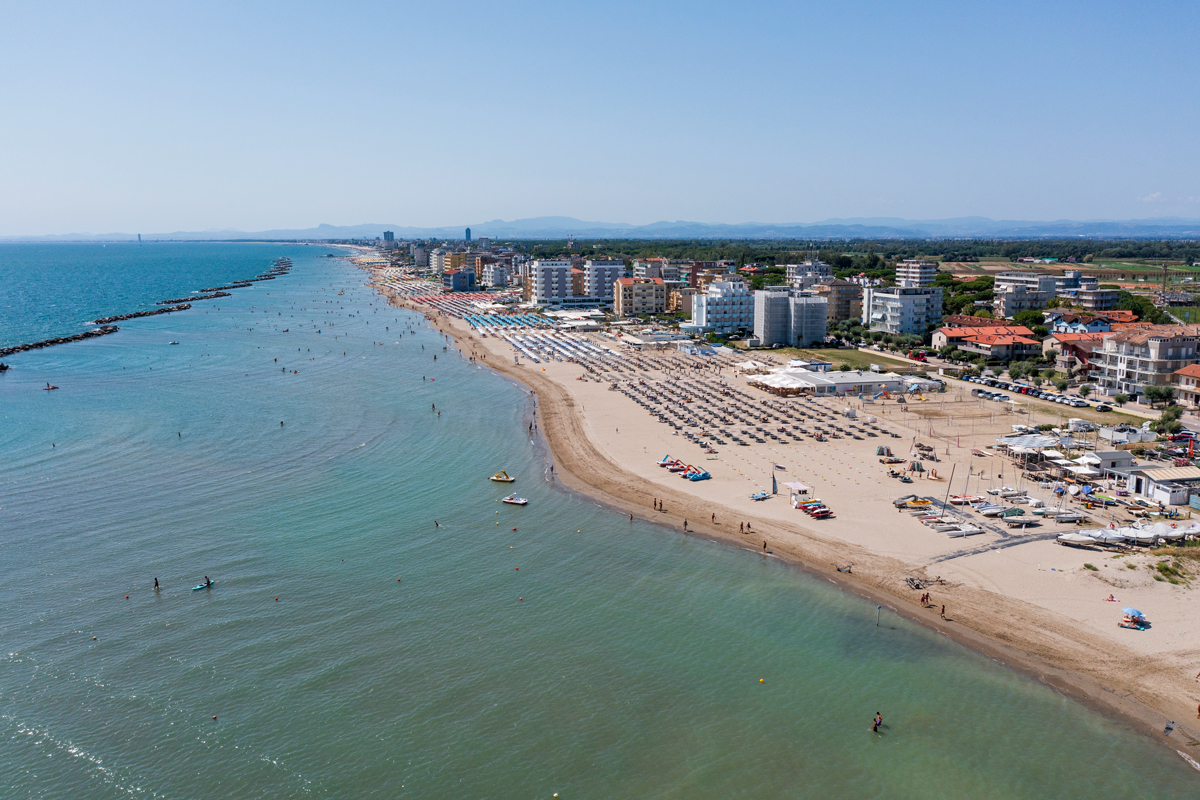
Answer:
[2, 0, 1197, 236]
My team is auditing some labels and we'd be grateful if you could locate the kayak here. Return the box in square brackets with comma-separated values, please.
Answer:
[192, 582, 214, 591]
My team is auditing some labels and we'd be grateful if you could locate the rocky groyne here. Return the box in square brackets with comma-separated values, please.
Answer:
[94, 304, 191, 325]
[157, 291, 232, 305]
[3, 257, 293, 360]
[0, 326, 120, 358]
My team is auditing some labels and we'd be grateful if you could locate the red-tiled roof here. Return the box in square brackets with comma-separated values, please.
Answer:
[1174, 364, 1200, 379]
[967, 334, 1041, 346]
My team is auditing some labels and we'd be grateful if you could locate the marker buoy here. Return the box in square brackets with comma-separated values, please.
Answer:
[213, 716, 217, 720]
[513, 527, 517, 531]
[515, 567, 518, 570]
[126, 596, 129, 599]
[759, 678, 764, 683]
[518, 597, 523, 601]
[275, 597, 279, 601]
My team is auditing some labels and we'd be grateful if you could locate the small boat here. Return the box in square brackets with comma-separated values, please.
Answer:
[169, 341, 179, 345]
[906, 499, 933, 508]
[686, 471, 711, 481]
[657, 455, 673, 467]
[1057, 532, 1098, 547]
[192, 581, 214, 591]
[43, 384, 59, 390]
[490, 471, 515, 483]
[750, 491, 770, 501]
[501, 494, 528, 505]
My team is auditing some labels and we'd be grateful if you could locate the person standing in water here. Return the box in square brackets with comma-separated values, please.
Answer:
[154, 578, 160, 590]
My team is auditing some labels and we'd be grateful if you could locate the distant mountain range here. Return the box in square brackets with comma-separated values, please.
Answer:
[8, 216, 1200, 242]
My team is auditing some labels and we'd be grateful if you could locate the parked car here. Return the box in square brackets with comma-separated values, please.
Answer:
[1096, 404, 1112, 412]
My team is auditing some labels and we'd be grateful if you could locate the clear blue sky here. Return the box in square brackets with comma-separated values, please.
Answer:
[2, 0, 1198, 234]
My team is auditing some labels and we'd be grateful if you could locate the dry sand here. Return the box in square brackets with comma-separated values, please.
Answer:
[373, 275, 1200, 752]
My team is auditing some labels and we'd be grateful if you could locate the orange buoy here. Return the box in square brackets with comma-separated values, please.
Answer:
[518, 597, 523, 601]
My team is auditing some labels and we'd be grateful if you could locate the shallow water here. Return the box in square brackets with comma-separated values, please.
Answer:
[1, 243, 1196, 798]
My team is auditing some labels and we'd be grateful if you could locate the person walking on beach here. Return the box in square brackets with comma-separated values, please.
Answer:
[763, 541, 768, 552]
[740, 522, 744, 533]
[683, 520, 687, 531]
[711, 513, 715, 523]
[940, 605, 946, 620]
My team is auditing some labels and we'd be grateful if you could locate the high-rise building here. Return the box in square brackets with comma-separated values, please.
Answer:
[614, 278, 667, 317]
[812, 279, 863, 323]
[529, 260, 573, 305]
[753, 287, 828, 347]
[785, 260, 832, 289]
[692, 281, 754, 334]
[583, 260, 625, 303]
[894, 260, 938, 288]
[862, 285, 943, 335]
[478, 237, 491, 251]
[465, 228, 472, 242]
[383, 231, 394, 242]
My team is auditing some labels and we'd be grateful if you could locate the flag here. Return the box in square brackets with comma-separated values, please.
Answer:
[1189, 439, 1194, 458]
[774, 464, 786, 470]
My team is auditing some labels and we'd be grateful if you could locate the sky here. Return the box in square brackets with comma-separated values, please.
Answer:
[2, 0, 1198, 235]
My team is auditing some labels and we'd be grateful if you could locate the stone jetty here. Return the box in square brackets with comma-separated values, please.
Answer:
[94, 304, 191, 325]
[156, 291, 231, 305]
[0, 326, 120, 358]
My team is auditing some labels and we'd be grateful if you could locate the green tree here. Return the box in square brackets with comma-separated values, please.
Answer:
[1054, 379, 1069, 392]
[838, 363, 851, 372]
[973, 308, 994, 319]
[1114, 393, 1129, 407]
[1079, 384, 1093, 398]
[1012, 309, 1045, 329]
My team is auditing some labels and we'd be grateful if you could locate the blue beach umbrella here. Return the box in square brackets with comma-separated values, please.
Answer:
[1122, 607, 1145, 618]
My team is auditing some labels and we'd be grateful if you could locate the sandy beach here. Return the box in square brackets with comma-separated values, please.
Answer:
[372, 273, 1200, 754]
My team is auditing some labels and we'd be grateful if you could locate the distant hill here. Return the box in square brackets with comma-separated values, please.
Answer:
[7, 216, 1200, 242]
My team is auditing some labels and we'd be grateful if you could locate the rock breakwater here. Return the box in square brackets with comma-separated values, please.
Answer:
[0, 326, 120, 358]
[94, 304, 191, 325]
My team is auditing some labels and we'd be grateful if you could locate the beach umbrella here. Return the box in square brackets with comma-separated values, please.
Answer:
[1122, 607, 1145, 618]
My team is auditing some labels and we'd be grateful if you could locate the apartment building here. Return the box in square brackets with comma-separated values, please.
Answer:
[632, 258, 682, 283]
[894, 260, 938, 288]
[1059, 286, 1121, 311]
[932, 325, 1036, 349]
[862, 285, 943, 335]
[691, 281, 753, 334]
[481, 263, 509, 288]
[785, 260, 832, 289]
[753, 287, 828, 347]
[529, 260, 573, 306]
[668, 286, 698, 314]
[812, 279, 862, 323]
[1173, 364, 1200, 407]
[583, 260, 625, 303]
[614, 277, 667, 317]
[1093, 324, 1200, 397]
[1042, 332, 1108, 375]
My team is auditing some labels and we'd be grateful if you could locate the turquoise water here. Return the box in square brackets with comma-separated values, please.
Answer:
[1, 243, 1196, 798]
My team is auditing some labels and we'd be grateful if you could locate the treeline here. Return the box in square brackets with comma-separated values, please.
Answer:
[512, 238, 1200, 264]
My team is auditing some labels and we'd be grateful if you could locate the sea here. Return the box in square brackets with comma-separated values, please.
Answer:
[1, 242, 1196, 798]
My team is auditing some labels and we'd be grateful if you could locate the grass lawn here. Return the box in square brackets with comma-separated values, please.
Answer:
[776, 347, 915, 373]
[1164, 306, 1200, 324]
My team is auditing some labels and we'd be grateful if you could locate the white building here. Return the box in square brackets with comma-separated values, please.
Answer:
[429, 248, 448, 272]
[692, 281, 753, 334]
[895, 260, 938, 288]
[785, 260, 832, 289]
[633, 259, 682, 282]
[584, 260, 625, 303]
[530, 260, 573, 305]
[481, 264, 509, 288]
[753, 287, 828, 346]
[862, 285, 943, 335]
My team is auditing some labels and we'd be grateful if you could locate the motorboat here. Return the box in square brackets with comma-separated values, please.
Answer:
[169, 341, 179, 345]
[751, 491, 770, 501]
[1057, 532, 1098, 547]
[1051, 512, 1084, 523]
[501, 494, 528, 505]
[490, 471, 516, 483]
